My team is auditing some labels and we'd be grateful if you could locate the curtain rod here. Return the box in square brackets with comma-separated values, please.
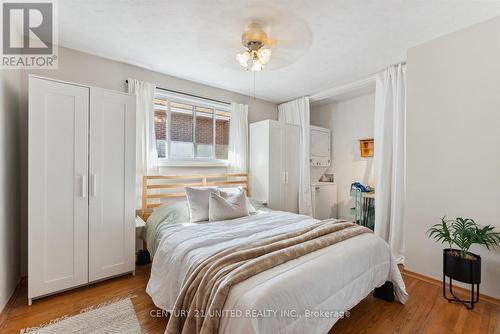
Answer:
[125, 80, 231, 106]
[309, 61, 406, 103]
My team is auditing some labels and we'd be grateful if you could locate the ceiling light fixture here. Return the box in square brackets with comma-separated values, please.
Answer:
[236, 23, 273, 71]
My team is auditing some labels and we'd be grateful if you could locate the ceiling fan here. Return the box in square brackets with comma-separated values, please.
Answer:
[197, 6, 311, 72]
[236, 23, 275, 72]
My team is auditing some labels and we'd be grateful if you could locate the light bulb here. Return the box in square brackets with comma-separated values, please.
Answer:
[251, 59, 263, 72]
[236, 51, 250, 68]
[257, 47, 272, 64]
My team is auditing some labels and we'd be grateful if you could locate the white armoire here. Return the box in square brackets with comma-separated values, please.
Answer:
[249, 119, 300, 213]
[28, 76, 136, 304]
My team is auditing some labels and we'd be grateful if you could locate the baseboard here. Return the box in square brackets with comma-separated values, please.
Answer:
[402, 268, 500, 306]
[0, 277, 25, 328]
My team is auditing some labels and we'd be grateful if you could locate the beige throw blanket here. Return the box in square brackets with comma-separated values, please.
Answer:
[165, 219, 372, 334]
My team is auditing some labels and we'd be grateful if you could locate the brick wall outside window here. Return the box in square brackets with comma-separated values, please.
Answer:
[154, 110, 167, 140]
[171, 112, 193, 142]
[215, 119, 229, 159]
[154, 108, 230, 159]
[195, 116, 212, 144]
[216, 119, 230, 145]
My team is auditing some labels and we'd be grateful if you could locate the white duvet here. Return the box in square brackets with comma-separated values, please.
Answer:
[146, 210, 408, 334]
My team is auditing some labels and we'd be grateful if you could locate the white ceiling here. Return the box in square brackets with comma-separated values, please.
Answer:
[59, 1, 500, 103]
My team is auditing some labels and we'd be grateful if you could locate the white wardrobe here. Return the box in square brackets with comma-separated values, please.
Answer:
[249, 119, 300, 213]
[28, 76, 136, 303]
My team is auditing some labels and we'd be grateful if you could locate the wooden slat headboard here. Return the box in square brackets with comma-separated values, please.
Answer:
[141, 173, 249, 220]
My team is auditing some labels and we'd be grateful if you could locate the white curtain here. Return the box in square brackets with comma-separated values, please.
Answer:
[228, 102, 249, 173]
[127, 78, 158, 208]
[374, 64, 406, 264]
[278, 96, 312, 216]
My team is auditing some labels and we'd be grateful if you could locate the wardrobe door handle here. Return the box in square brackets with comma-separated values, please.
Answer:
[81, 174, 87, 198]
[282, 171, 286, 184]
[90, 174, 97, 197]
[285, 171, 289, 184]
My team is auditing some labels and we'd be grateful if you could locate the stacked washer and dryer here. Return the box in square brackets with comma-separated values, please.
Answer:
[310, 126, 338, 220]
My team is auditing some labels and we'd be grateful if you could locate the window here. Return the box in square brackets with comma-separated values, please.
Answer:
[154, 90, 231, 163]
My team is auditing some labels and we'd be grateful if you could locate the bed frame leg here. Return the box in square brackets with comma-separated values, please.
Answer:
[373, 281, 395, 302]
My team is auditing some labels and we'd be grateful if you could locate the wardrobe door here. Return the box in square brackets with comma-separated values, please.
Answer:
[268, 121, 285, 211]
[88, 88, 136, 282]
[28, 77, 89, 300]
[283, 125, 301, 213]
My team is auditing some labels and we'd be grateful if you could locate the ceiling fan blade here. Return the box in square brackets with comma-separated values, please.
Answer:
[196, 5, 312, 71]
[265, 38, 278, 47]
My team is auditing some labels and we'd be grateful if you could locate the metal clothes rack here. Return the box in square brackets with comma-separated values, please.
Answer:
[350, 189, 375, 230]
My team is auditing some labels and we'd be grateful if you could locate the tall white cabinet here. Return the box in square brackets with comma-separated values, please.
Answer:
[249, 120, 300, 213]
[28, 76, 136, 303]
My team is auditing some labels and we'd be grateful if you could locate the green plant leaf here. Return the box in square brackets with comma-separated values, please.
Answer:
[428, 216, 500, 258]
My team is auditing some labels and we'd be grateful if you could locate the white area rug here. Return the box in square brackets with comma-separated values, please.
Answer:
[21, 297, 141, 334]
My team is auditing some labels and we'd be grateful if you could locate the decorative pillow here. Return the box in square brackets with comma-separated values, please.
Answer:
[218, 186, 256, 213]
[185, 187, 219, 223]
[209, 190, 249, 222]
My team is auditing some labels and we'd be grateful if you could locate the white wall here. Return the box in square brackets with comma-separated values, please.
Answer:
[16, 46, 278, 275]
[405, 16, 500, 299]
[0, 70, 22, 312]
[310, 93, 375, 219]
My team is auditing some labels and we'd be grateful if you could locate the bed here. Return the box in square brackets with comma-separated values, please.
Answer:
[141, 174, 408, 334]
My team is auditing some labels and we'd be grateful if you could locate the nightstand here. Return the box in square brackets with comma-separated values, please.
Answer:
[135, 216, 146, 250]
[135, 216, 150, 266]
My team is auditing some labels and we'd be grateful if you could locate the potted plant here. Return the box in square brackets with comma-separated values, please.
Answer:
[427, 217, 500, 309]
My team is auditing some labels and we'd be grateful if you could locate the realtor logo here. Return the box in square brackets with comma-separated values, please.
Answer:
[1, 0, 58, 68]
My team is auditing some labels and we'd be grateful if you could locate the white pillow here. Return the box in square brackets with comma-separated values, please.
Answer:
[218, 187, 256, 213]
[185, 187, 219, 223]
[209, 190, 249, 222]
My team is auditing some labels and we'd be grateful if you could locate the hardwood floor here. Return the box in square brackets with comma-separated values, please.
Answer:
[0, 265, 498, 334]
